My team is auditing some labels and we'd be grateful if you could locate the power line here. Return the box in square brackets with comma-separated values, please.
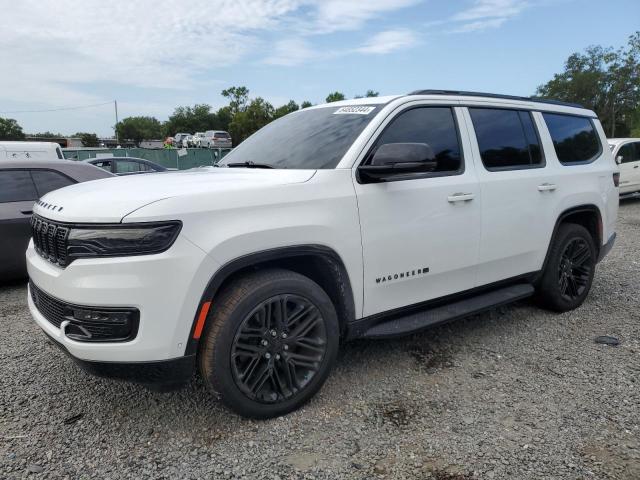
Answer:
[0, 101, 114, 114]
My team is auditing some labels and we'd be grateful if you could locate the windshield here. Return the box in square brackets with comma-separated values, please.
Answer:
[218, 105, 379, 169]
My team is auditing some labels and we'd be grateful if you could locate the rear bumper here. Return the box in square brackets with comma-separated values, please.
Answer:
[598, 232, 616, 263]
[43, 329, 194, 390]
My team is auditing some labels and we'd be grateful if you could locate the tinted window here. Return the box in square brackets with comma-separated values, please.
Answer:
[0, 170, 38, 203]
[218, 106, 378, 169]
[92, 160, 113, 172]
[542, 113, 601, 164]
[469, 108, 542, 170]
[31, 170, 74, 196]
[116, 161, 142, 173]
[368, 107, 462, 173]
[617, 143, 640, 163]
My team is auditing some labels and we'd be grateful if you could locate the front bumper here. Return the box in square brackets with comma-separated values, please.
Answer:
[27, 234, 219, 363]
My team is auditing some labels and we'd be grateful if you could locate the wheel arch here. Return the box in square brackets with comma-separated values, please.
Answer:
[536, 204, 603, 284]
[184, 245, 356, 355]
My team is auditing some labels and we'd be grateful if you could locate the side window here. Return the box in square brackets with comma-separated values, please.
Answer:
[542, 113, 601, 164]
[31, 170, 75, 197]
[368, 107, 462, 174]
[93, 160, 113, 172]
[0, 170, 38, 203]
[469, 108, 543, 170]
[115, 161, 141, 173]
[617, 142, 640, 163]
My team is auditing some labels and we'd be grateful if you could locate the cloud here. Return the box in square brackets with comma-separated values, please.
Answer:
[449, 0, 528, 32]
[263, 38, 316, 66]
[355, 29, 420, 55]
[312, 0, 422, 33]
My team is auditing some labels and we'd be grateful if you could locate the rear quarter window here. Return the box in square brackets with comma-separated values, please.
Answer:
[542, 113, 601, 164]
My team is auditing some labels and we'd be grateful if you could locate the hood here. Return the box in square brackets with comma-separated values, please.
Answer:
[33, 168, 316, 223]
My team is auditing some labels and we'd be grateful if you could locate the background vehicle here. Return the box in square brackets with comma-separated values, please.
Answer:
[27, 91, 617, 419]
[86, 157, 168, 175]
[0, 142, 64, 161]
[0, 159, 112, 281]
[174, 133, 191, 148]
[191, 132, 205, 147]
[609, 138, 640, 195]
[202, 130, 232, 148]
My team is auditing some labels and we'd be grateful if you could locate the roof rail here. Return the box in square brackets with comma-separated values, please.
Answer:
[407, 90, 584, 109]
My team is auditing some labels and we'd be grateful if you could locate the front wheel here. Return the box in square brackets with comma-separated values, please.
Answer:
[198, 269, 340, 418]
[536, 223, 596, 312]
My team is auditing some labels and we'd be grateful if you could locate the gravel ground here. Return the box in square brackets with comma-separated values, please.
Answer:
[1, 199, 639, 480]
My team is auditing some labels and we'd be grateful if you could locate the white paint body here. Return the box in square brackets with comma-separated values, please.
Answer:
[609, 138, 640, 195]
[27, 94, 618, 363]
[0, 141, 63, 161]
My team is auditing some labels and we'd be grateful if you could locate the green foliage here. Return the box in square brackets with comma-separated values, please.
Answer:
[325, 92, 346, 103]
[300, 101, 313, 109]
[115, 116, 163, 146]
[74, 132, 99, 147]
[274, 100, 299, 119]
[355, 90, 380, 98]
[221, 86, 250, 116]
[228, 97, 275, 143]
[0, 117, 25, 140]
[26, 131, 62, 138]
[536, 31, 640, 137]
[163, 104, 228, 137]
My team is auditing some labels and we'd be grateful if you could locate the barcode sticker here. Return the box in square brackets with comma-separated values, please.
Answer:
[333, 106, 376, 115]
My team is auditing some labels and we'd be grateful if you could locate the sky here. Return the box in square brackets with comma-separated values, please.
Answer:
[1, 0, 638, 137]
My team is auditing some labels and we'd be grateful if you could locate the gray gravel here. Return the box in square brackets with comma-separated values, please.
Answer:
[2, 200, 640, 480]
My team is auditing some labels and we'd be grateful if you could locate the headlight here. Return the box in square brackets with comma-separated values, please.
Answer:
[67, 221, 182, 260]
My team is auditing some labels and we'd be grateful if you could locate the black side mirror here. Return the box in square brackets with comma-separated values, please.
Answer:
[358, 143, 437, 183]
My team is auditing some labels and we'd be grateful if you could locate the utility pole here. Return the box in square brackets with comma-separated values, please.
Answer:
[114, 100, 119, 145]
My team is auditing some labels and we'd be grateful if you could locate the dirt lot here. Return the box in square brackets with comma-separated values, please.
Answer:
[1, 199, 639, 480]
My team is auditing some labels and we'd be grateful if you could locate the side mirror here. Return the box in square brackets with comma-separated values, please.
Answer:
[615, 155, 623, 165]
[358, 143, 437, 183]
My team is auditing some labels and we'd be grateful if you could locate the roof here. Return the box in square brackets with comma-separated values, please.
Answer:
[407, 90, 584, 109]
[608, 138, 639, 145]
[0, 158, 114, 180]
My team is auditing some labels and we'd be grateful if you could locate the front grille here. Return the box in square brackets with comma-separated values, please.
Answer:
[30, 281, 139, 342]
[30, 215, 70, 267]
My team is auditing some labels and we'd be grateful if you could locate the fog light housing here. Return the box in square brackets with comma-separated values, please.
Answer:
[63, 308, 139, 342]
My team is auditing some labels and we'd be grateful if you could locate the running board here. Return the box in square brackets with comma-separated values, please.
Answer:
[361, 283, 535, 339]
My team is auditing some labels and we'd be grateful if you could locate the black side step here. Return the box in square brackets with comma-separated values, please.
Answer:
[361, 283, 534, 339]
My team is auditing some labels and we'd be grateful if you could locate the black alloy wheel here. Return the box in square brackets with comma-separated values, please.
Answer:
[230, 294, 328, 403]
[558, 238, 593, 301]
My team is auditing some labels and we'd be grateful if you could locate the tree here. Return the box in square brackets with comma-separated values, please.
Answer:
[355, 90, 380, 98]
[163, 104, 223, 136]
[115, 116, 163, 146]
[0, 117, 25, 140]
[325, 92, 346, 103]
[73, 132, 99, 147]
[228, 97, 275, 143]
[536, 31, 640, 137]
[274, 100, 299, 119]
[300, 101, 313, 109]
[221, 86, 250, 116]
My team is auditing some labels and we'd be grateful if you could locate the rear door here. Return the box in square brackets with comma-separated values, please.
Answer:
[354, 104, 481, 317]
[616, 141, 640, 193]
[463, 107, 556, 285]
[0, 170, 39, 279]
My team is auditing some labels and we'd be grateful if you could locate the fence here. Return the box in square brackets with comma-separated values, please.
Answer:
[62, 148, 232, 170]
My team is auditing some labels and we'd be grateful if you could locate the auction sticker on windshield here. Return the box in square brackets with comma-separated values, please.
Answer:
[333, 106, 376, 115]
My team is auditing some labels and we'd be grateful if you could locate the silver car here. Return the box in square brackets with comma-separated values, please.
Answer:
[202, 130, 232, 148]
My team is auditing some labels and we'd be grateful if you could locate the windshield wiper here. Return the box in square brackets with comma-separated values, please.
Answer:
[225, 161, 274, 169]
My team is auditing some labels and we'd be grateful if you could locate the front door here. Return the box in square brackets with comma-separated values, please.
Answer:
[354, 105, 481, 317]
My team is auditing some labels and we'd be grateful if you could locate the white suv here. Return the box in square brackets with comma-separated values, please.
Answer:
[609, 138, 640, 195]
[27, 91, 618, 418]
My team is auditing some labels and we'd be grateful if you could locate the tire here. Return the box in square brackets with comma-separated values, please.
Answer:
[536, 223, 597, 312]
[198, 269, 340, 418]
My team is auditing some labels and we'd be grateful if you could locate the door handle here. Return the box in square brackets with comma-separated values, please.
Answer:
[537, 183, 557, 192]
[21, 210, 33, 215]
[447, 193, 475, 203]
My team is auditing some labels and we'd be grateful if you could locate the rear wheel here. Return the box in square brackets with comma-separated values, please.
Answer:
[537, 223, 596, 312]
[199, 269, 339, 418]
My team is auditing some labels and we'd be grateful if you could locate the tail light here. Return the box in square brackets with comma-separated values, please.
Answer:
[613, 172, 620, 187]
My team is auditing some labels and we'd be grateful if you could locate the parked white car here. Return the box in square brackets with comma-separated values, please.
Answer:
[27, 90, 618, 419]
[609, 138, 640, 195]
[173, 133, 191, 149]
[0, 141, 64, 161]
[202, 130, 232, 148]
[191, 132, 205, 147]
